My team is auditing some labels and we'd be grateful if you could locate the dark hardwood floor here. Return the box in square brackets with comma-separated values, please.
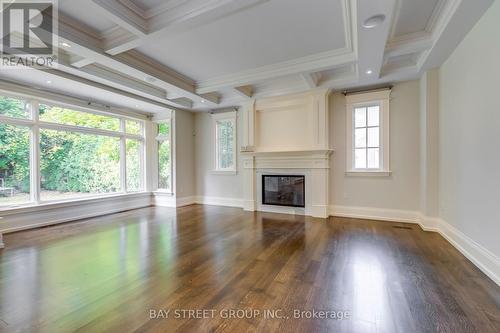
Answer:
[0, 205, 498, 332]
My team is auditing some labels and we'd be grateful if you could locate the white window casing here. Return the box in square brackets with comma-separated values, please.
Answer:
[211, 111, 237, 174]
[345, 89, 391, 176]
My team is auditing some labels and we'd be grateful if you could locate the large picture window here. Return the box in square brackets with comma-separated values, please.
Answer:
[0, 93, 145, 208]
[0, 123, 30, 206]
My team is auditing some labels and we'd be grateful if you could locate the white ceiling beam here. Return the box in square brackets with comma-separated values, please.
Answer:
[196, 50, 356, 94]
[104, 0, 269, 56]
[200, 92, 221, 104]
[301, 72, 322, 89]
[384, 36, 433, 58]
[356, 0, 396, 80]
[57, 54, 168, 100]
[233, 85, 253, 98]
[50, 17, 220, 108]
[37, 69, 174, 110]
[91, 0, 148, 37]
[169, 97, 194, 109]
[70, 57, 95, 68]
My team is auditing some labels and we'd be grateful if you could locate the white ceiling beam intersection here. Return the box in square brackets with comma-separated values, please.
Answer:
[91, 0, 148, 37]
[301, 73, 322, 89]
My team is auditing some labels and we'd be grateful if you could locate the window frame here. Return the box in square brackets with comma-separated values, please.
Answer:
[0, 90, 147, 210]
[345, 90, 391, 176]
[211, 111, 237, 174]
[154, 117, 173, 194]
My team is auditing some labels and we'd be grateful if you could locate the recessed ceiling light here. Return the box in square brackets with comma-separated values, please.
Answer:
[366, 69, 373, 75]
[60, 42, 71, 48]
[362, 14, 386, 29]
[201, 99, 206, 103]
[46, 80, 52, 84]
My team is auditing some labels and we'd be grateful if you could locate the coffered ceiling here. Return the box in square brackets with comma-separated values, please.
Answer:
[0, 0, 494, 115]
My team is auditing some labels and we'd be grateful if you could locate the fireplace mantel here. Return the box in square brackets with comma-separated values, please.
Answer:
[240, 90, 332, 218]
[241, 150, 332, 218]
[242, 149, 333, 169]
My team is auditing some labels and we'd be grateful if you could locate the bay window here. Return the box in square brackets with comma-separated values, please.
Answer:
[0, 93, 146, 208]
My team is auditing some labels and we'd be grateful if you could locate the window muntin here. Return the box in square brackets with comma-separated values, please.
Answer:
[39, 104, 121, 131]
[353, 105, 380, 170]
[156, 121, 171, 192]
[0, 96, 31, 119]
[0, 93, 146, 209]
[0, 123, 30, 206]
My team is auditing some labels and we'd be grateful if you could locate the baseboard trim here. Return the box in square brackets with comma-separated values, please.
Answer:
[194, 196, 244, 208]
[1, 193, 152, 234]
[153, 194, 197, 208]
[177, 196, 198, 207]
[437, 219, 500, 286]
[330, 205, 420, 224]
[329, 204, 499, 286]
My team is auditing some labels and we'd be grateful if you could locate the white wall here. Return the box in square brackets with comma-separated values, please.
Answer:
[330, 80, 421, 211]
[174, 110, 196, 199]
[438, 0, 500, 258]
[194, 112, 243, 203]
[419, 69, 440, 219]
[193, 81, 421, 213]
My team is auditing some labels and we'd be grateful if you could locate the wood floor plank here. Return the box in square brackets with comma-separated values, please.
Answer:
[0, 205, 498, 333]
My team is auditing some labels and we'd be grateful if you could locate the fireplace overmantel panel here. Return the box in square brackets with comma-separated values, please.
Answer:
[240, 90, 332, 219]
[241, 89, 331, 153]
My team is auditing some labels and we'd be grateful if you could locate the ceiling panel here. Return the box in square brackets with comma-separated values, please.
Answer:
[60, 0, 117, 35]
[393, 0, 439, 38]
[136, 0, 347, 81]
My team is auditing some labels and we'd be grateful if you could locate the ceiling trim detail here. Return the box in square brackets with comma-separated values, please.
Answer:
[1, 0, 493, 113]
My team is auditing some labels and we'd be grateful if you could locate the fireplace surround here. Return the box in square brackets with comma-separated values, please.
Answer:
[240, 89, 333, 218]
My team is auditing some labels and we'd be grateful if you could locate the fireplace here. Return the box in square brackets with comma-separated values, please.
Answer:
[262, 175, 305, 208]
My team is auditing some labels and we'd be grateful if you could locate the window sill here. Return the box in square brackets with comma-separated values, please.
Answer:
[210, 170, 237, 175]
[153, 191, 174, 196]
[0, 192, 151, 216]
[345, 170, 392, 177]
